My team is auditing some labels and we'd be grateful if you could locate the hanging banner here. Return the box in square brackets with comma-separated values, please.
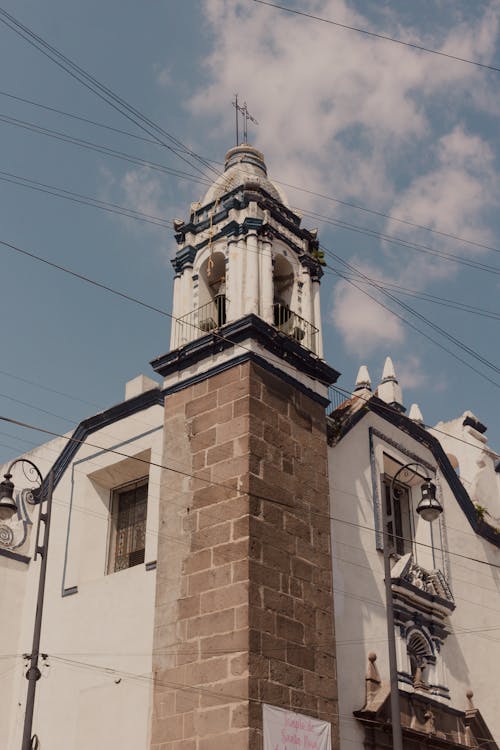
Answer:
[263, 704, 331, 750]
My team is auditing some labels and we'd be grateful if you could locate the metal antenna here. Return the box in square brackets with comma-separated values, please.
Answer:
[232, 93, 240, 146]
[241, 101, 258, 143]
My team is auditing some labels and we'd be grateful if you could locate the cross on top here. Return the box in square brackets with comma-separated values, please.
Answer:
[232, 94, 258, 146]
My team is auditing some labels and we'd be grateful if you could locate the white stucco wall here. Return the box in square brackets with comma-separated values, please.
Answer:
[328, 411, 500, 749]
[1, 403, 165, 750]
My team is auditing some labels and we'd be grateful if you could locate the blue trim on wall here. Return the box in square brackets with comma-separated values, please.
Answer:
[0, 548, 30, 564]
[151, 314, 340, 388]
[62, 586, 78, 597]
[330, 396, 500, 549]
[61, 424, 163, 597]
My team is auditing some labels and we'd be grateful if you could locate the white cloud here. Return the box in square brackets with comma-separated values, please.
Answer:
[331, 270, 405, 355]
[393, 354, 428, 390]
[190, 0, 500, 353]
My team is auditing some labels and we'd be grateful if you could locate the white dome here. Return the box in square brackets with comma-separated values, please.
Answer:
[202, 144, 289, 207]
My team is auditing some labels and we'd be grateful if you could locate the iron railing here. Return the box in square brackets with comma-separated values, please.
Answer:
[172, 296, 227, 349]
[273, 303, 318, 354]
[326, 385, 349, 415]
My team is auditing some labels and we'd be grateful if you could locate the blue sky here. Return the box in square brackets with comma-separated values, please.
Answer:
[0, 0, 499, 464]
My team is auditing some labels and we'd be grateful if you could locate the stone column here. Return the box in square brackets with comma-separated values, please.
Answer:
[259, 233, 274, 325]
[312, 279, 324, 358]
[245, 232, 260, 317]
[170, 273, 182, 350]
[226, 236, 240, 323]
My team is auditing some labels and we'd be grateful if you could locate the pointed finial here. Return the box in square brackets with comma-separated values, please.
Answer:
[381, 356, 397, 382]
[378, 356, 404, 411]
[409, 403, 424, 425]
[354, 365, 372, 392]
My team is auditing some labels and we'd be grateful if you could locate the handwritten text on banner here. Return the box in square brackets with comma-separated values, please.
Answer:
[263, 704, 331, 750]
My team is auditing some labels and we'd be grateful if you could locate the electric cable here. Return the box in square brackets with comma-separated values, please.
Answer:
[2, 86, 498, 259]
[0, 7, 220, 182]
[249, 0, 500, 74]
[1, 235, 498, 458]
[1, 412, 499, 570]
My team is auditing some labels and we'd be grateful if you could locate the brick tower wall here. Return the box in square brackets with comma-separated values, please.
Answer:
[150, 360, 338, 750]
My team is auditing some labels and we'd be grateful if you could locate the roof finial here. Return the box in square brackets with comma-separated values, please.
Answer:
[354, 365, 371, 392]
[409, 403, 424, 425]
[377, 356, 404, 412]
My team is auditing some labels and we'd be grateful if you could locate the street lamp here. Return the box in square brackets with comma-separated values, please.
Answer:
[0, 459, 54, 750]
[383, 461, 443, 750]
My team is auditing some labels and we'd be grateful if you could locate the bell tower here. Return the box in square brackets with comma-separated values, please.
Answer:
[169, 145, 324, 358]
[149, 146, 340, 750]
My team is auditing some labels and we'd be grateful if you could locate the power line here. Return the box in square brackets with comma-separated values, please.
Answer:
[1, 413, 499, 569]
[0, 168, 172, 229]
[0, 111, 212, 187]
[2, 86, 498, 259]
[322, 252, 500, 389]
[0, 7, 220, 182]
[303, 207, 500, 273]
[327, 270, 500, 321]
[250, 0, 500, 74]
[1, 234, 498, 458]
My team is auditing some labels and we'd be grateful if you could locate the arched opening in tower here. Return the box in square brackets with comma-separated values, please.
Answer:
[272, 254, 294, 330]
[199, 252, 227, 330]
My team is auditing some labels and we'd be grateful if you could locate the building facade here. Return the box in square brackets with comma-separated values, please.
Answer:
[0, 145, 498, 750]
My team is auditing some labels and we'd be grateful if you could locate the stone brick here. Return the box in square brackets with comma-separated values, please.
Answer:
[269, 658, 304, 689]
[178, 596, 200, 620]
[263, 588, 294, 617]
[286, 643, 315, 671]
[192, 403, 232, 434]
[195, 706, 231, 736]
[185, 657, 229, 685]
[276, 615, 304, 643]
[206, 440, 234, 466]
[201, 629, 248, 658]
[190, 427, 217, 453]
[183, 549, 212, 575]
[185, 391, 218, 418]
[207, 365, 242, 391]
[217, 380, 249, 406]
[187, 609, 235, 639]
[232, 559, 249, 583]
[198, 729, 249, 750]
[188, 565, 232, 595]
[191, 522, 231, 551]
[175, 689, 200, 714]
[261, 633, 287, 662]
[200, 582, 249, 613]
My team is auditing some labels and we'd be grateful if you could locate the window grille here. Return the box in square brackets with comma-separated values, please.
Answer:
[383, 477, 412, 556]
[107, 480, 148, 573]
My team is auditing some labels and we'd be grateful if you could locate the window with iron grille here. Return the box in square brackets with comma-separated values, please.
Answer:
[107, 479, 148, 574]
[383, 476, 412, 556]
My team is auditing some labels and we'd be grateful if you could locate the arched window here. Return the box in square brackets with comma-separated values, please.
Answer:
[273, 254, 294, 324]
[198, 252, 227, 330]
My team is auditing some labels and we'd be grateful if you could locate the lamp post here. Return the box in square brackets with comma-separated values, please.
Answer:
[383, 462, 442, 750]
[0, 460, 54, 750]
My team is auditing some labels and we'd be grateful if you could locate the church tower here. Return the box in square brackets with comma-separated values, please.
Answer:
[149, 145, 340, 750]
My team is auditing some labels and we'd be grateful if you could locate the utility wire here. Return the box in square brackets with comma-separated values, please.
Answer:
[2, 86, 498, 258]
[1, 413, 499, 569]
[1, 235, 498, 457]
[0, 7, 220, 182]
[0, 111, 212, 187]
[322, 251, 500, 389]
[250, 0, 500, 74]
